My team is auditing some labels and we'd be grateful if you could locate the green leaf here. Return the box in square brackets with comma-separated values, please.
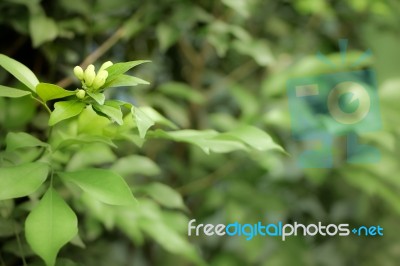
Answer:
[87, 91, 105, 105]
[104, 60, 150, 87]
[0, 163, 49, 200]
[110, 155, 161, 177]
[150, 129, 247, 154]
[59, 169, 136, 205]
[6, 132, 48, 152]
[77, 105, 110, 135]
[132, 106, 155, 138]
[222, 125, 284, 152]
[54, 134, 116, 150]
[140, 106, 178, 129]
[0, 85, 31, 98]
[141, 182, 187, 211]
[29, 15, 58, 48]
[105, 75, 149, 89]
[93, 102, 123, 125]
[0, 54, 39, 92]
[49, 100, 86, 126]
[36, 83, 75, 102]
[25, 188, 78, 266]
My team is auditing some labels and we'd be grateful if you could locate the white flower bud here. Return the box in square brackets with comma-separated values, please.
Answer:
[73, 66, 84, 80]
[84, 64, 96, 87]
[76, 89, 86, 99]
[99, 61, 113, 72]
[92, 70, 109, 90]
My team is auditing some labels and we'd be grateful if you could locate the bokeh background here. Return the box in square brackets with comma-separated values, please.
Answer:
[1, 0, 400, 265]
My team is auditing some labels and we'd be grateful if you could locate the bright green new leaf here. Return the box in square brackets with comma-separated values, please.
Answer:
[0, 54, 39, 92]
[132, 106, 155, 138]
[103, 60, 150, 87]
[25, 188, 78, 266]
[0, 163, 49, 200]
[30, 15, 58, 48]
[87, 91, 105, 105]
[59, 168, 136, 205]
[0, 85, 31, 98]
[105, 75, 149, 89]
[36, 83, 76, 102]
[93, 103, 123, 125]
[78, 105, 110, 135]
[49, 100, 86, 126]
[6, 132, 48, 152]
[141, 182, 187, 211]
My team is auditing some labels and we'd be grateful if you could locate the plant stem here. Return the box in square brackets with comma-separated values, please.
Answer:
[31, 96, 51, 114]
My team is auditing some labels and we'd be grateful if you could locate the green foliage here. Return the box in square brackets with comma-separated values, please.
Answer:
[1, 0, 400, 265]
[25, 188, 78, 266]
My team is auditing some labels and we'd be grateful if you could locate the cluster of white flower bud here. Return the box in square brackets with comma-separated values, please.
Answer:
[73, 61, 113, 95]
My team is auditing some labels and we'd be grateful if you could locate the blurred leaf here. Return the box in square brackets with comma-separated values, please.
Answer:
[6, 132, 48, 152]
[150, 129, 248, 154]
[132, 106, 155, 138]
[0, 54, 39, 92]
[49, 100, 86, 126]
[25, 188, 78, 266]
[141, 182, 187, 211]
[223, 125, 284, 152]
[111, 155, 161, 176]
[0, 163, 49, 200]
[156, 24, 180, 51]
[221, 0, 250, 17]
[140, 106, 177, 129]
[60, 169, 136, 206]
[0, 85, 31, 98]
[29, 15, 58, 47]
[158, 82, 205, 104]
[66, 144, 116, 171]
[36, 83, 75, 102]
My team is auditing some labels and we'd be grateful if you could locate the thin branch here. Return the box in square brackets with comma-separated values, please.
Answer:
[56, 27, 126, 88]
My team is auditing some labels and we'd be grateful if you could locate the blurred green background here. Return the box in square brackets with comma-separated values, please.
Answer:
[1, 0, 400, 265]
